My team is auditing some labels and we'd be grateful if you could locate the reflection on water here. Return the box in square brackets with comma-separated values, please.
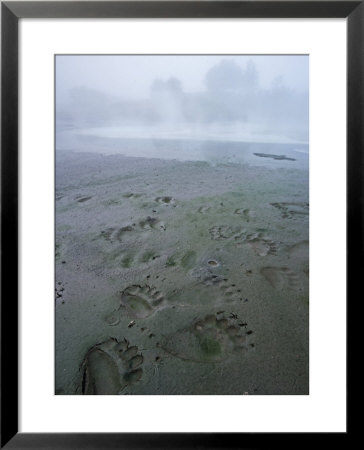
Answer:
[56, 125, 308, 169]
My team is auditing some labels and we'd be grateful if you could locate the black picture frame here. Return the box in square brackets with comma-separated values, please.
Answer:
[1, 1, 356, 448]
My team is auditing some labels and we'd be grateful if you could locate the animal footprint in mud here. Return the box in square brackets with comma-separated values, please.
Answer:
[198, 206, 211, 214]
[80, 338, 143, 395]
[139, 216, 166, 231]
[271, 202, 309, 219]
[234, 208, 256, 222]
[204, 274, 244, 302]
[245, 232, 277, 256]
[118, 250, 160, 268]
[55, 281, 65, 303]
[160, 313, 254, 363]
[155, 196, 175, 205]
[139, 251, 160, 264]
[101, 225, 135, 242]
[192, 269, 244, 303]
[260, 266, 300, 290]
[121, 285, 165, 319]
[209, 225, 245, 241]
[104, 285, 165, 325]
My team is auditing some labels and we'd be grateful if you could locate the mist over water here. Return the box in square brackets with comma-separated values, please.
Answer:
[56, 55, 309, 165]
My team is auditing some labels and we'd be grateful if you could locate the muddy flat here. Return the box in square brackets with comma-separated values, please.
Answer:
[56, 149, 309, 395]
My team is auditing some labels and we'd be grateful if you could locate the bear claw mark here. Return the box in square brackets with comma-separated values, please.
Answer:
[191, 268, 244, 303]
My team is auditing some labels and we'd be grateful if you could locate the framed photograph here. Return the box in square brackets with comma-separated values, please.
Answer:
[1, 1, 356, 447]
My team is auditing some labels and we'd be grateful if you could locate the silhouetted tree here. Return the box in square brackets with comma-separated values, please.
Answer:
[204, 60, 244, 93]
[150, 77, 183, 97]
[204, 59, 258, 94]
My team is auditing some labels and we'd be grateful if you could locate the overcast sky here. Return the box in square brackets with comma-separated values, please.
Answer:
[56, 55, 308, 106]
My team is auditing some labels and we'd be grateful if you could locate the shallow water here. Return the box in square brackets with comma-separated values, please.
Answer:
[57, 127, 308, 169]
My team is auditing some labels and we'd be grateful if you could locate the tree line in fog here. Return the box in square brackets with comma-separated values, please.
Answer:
[57, 59, 308, 140]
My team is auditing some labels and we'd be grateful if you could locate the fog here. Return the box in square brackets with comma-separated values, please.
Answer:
[56, 55, 308, 146]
